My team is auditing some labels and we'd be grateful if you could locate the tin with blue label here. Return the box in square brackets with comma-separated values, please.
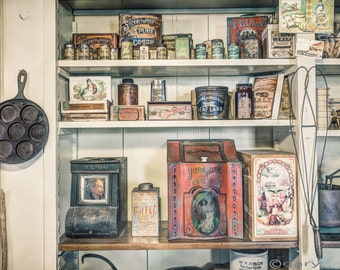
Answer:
[195, 86, 229, 120]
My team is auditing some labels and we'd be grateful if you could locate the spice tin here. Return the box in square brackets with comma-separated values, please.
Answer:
[151, 79, 166, 101]
[118, 78, 138, 105]
[228, 43, 239, 59]
[140, 45, 149, 60]
[98, 44, 111, 60]
[195, 43, 206, 59]
[63, 43, 75, 60]
[132, 182, 160, 236]
[235, 83, 254, 119]
[133, 46, 140, 60]
[211, 39, 224, 59]
[195, 86, 229, 120]
[110, 47, 119, 60]
[121, 36, 133, 60]
[157, 44, 167, 59]
[149, 46, 157, 60]
[76, 43, 91, 60]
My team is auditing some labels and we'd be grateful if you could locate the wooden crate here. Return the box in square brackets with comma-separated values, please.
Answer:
[237, 150, 298, 241]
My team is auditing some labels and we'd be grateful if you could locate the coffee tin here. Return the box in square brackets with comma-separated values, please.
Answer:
[211, 39, 224, 59]
[118, 78, 138, 105]
[195, 43, 206, 59]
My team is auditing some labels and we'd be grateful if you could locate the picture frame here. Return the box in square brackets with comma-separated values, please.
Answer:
[79, 174, 109, 205]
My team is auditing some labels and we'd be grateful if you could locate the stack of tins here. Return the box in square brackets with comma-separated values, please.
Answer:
[167, 139, 243, 240]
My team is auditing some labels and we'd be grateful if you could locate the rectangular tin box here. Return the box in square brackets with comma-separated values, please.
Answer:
[61, 100, 111, 114]
[73, 33, 119, 59]
[69, 76, 112, 102]
[110, 105, 145, 121]
[147, 101, 192, 120]
[262, 24, 295, 58]
[65, 157, 127, 238]
[237, 150, 298, 241]
[167, 139, 243, 240]
[61, 113, 109, 122]
[119, 14, 162, 47]
[131, 183, 160, 236]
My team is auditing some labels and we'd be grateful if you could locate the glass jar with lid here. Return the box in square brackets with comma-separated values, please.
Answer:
[235, 83, 254, 119]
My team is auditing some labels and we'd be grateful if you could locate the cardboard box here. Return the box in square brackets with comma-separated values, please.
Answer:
[69, 76, 112, 102]
[119, 14, 162, 47]
[110, 105, 145, 121]
[262, 24, 295, 58]
[147, 101, 192, 120]
[168, 139, 243, 240]
[237, 150, 298, 241]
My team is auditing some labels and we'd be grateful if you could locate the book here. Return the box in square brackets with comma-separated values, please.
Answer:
[249, 73, 285, 120]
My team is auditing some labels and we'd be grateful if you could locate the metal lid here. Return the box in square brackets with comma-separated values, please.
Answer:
[138, 182, 154, 190]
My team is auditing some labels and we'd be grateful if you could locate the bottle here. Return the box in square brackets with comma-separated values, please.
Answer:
[63, 43, 74, 60]
[235, 83, 254, 119]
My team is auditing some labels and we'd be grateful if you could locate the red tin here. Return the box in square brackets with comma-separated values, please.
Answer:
[167, 139, 243, 240]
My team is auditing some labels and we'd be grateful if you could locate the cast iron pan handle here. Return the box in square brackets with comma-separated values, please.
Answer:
[81, 253, 118, 270]
[15, 69, 27, 99]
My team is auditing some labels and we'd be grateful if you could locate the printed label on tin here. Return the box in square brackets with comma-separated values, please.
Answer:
[196, 94, 227, 118]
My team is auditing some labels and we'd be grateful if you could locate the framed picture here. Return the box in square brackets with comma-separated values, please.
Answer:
[279, 0, 334, 34]
[79, 174, 109, 205]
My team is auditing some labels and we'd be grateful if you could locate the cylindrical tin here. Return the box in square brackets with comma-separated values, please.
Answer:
[140, 45, 149, 60]
[151, 79, 166, 101]
[111, 47, 119, 60]
[63, 43, 75, 60]
[131, 182, 160, 236]
[211, 39, 224, 59]
[149, 46, 158, 60]
[98, 44, 111, 60]
[235, 83, 254, 119]
[195, 86, 229, 120]
[230, 249, 268, 270]
[167, 49, 176, 59]
[118, 78, 138, 105]
[195, 43, 206, 59]
[121, 36, 133, 60]
[157, 44, 167, 59]
[228, 43, 239, 59]
[76, 43, 90, 60]
[133, 46, 140, 60]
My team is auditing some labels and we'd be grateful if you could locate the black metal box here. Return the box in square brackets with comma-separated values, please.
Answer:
[65, 157, 127, 238]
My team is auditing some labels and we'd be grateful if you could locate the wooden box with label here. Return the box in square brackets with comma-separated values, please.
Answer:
[237, 150, 298, 241]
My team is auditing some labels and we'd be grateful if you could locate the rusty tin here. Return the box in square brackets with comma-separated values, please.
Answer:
[132, 182, 160, 236]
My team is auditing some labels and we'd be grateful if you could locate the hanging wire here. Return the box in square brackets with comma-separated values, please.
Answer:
[288, 65, 330, 260]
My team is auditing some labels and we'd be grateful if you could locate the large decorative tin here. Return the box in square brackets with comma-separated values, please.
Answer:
[237, 150, 298, 241]
[65, 157, 127, 238]
[167, 139, 243, 240]
[132, 182, 160, 236]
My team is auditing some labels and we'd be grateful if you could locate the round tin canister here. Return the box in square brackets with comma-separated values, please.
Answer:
[211, 39, 224, 59]
[118, 78, 138, 105]
[195, 43, 206, 59]
[195, 86, 228, 120]
[230, 249, 268, 270]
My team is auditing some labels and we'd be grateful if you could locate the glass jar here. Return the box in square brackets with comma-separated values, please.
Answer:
[121, 36, 133, 60]
[63, 43, 74, 60]
[235, 83, 254, 119]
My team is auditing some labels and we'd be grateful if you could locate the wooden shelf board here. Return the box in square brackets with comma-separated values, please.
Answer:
[59, 221, 298, 251]
[316, 59, 340, 75]
[58, 59, 294, 77]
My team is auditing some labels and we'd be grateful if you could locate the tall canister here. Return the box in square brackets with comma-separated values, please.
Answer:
[132, 182, 160, 236]
[195, 86, 228, 120]
[230, 249, 268, 270]
[118, 78, 138, 105]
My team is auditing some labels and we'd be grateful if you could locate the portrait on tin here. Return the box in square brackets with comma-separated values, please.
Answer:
[80, 174, 109, 204]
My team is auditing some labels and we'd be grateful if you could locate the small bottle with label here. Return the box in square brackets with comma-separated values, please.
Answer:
[235, 83, 254, 119]
[63, 43, 75, 60]
[121, 36, 133, 60]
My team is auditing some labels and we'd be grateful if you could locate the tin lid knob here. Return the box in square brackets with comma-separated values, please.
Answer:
[138, 182, 154, 190]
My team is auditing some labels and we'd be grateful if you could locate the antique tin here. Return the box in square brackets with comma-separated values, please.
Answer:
[63, 43, 75, 60]
[157, 44, 167, 59]
[167, 139, 243, 240]
[118, 78, 138, 105]
[151, 79, 166, 101]
[244, 38, 262, 59]
[195, 86, 229, 120]
[149, 46, 158, 60]
[262, 24, 295, 59]
[66, 157, 127, 238]
[230, 249, 268, 270]
[110, 105, 145, 121]
[147, 101, 192, 120]
[211, 39, 224, 59]
[76, 43, 91, 60]
[132, 182, 160, 236]
[319, 169, 340, 227]
[110, 47, 119, 60]
[203, 40, 212, 59]
[98, 44, 111, 60]
[235, 83, 254, 119]
[61, 113, 109, 122]
[140, 45, 149, 59]
[73, 33, 119, 59]
[195, 43, 206, 59]
[133, 46, 140, 60]
[175, 35, 190, 59]
[119, 14, 162, 47]
[61, 100, 111, 114]
[121, 36, 133, 60]
[228, 43, 239, 59]
[237, 150, 298, 241]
